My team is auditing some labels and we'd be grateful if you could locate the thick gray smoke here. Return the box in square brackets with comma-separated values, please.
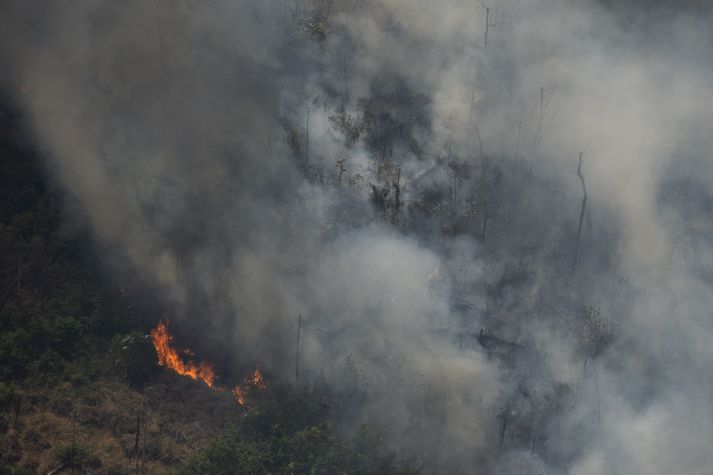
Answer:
[2, 0, 713, 472]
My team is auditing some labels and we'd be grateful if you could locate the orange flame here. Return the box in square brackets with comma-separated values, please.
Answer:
[232, 367, 266, 405]
[150, 321, 216, 388]
[251, 367, 267, 389]
[150, 321, 266, 405]
[232, 386, 247, 405]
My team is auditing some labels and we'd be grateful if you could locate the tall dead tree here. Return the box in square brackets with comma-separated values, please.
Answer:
[512, 119, 522, 174]
[534, 84, 557, 151]
[295, 314, 302, 384]
[305, 106, 311, 167]
[572, 152, 587, 272]
[472, 121, 485, 175]
[392, 167, 401, 211]
[71, 409, 77, 475]
[480, 0, 500, 50]
[134, 414, 141, 474]
[497, 407, 508, 446]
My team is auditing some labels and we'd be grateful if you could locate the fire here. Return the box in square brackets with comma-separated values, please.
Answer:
[150, 321, 266, 405]
[232, 367, 266, 405]
[251, 367, 266, 389]
[232, 386, 247, 406]
[150, 320, 267, 406]
[150, 321, 216, 388]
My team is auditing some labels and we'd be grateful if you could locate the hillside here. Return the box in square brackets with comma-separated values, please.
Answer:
[2, 1, 713, 474]
[0, 94, 413, 474]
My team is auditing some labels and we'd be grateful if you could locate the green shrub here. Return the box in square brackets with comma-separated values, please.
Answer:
[0, 464, 34, 475]
[0, 382, 19, 433]
[110, 333, 158, 388]
[55, 444, 100, 472]
[181, 386, 418, 475]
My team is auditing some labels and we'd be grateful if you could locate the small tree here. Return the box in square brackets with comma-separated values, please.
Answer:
[111, 333, 159, 388]
[579, 305, 612, 427]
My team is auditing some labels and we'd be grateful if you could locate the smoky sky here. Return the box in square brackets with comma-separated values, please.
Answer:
[2, 0, 713, 473]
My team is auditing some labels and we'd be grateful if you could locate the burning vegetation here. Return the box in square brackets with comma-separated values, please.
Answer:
[232, 367, 266, 405]
[150, 321, 216, 388]
[150, 320, 265, 406]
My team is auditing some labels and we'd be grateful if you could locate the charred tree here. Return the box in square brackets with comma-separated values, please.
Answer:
[480, 0, 501, 50]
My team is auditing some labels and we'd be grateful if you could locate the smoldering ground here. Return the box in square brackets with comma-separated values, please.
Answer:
[2, 0, 713, 473]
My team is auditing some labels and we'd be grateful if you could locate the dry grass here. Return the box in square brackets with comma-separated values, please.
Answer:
[1, 372, 242, 474]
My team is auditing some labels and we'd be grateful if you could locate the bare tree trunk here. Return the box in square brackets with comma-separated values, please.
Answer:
[295, 314, 302, 384]
[134, 414, 141, 474]
[140, 410, 148, 475]
[533, 84, 557, 152]
[473, 122, 485, 175]
[583, 355, 588, 379]
[593, 360, 601, 424]
[393, 167, 401, 211]
[500, 413, 507, 446]
[534, 86, 544, 150]
[528, 394, 535, 453]
[484, 4, 490, 49]
[305, 106, 311, 168]
[469, 86, 477, 124]
[481, 0, 496, 51]
[572, 152, 587, 272]
[71, 410, 76, 475]
[513, 119, 522, 174]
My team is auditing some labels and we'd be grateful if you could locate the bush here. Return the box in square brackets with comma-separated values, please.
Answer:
[30, 349, 65, 377]
[181, 386, 418, 475]
[0, 382, 19, 434]
[55, 444, 100, 472]
[110, 333, 158, 388]
[0, 464, 33, 475]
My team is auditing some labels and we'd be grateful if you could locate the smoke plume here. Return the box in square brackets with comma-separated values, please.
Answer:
[2, 0, 713, 472]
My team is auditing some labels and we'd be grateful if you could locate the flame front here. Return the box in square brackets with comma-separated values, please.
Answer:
[150, 321, 216, 388]
[150, 320, 266, 405]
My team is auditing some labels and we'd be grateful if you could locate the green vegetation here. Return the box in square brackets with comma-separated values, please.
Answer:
[110, 332, 160, 388]
[182, 386, 417, 475]
[55, 444, 99, 472]
[0, 105, 144, 390]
